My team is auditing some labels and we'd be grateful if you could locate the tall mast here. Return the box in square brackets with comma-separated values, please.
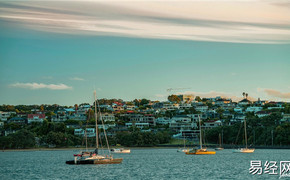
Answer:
[244, 119, 247, 149]
[198, 115, 202, 149]
[94, 90, 99, 149]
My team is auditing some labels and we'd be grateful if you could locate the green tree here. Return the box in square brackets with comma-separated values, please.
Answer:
[168, 95, 181, 103]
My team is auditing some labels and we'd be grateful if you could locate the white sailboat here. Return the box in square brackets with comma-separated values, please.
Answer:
[177, 136, 189, 153]
[215, 133, 224, 151]
[233, 118, 254, 153]
[66, 91, 123, 164]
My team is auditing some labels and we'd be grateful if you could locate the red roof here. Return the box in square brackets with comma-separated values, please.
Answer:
[127, 111, 134, 113]
[28, 114, 45, 118]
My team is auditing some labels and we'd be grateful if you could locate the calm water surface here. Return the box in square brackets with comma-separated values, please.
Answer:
[0, 148, 289, 179]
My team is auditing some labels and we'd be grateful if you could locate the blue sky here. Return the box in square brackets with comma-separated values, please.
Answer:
[0, 1, 290, 105]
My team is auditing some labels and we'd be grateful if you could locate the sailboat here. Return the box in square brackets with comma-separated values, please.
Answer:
[186, 115, 216, 155]
[66, 91, 123, 164]
[215, 133, 224, 151]
[233, 118, 254, 153]
[177, 136, 189, 153]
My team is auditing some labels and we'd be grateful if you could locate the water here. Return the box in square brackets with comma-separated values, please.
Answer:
[0, 148, 289, 179]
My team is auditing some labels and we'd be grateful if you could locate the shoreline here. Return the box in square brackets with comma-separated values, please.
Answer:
[2, 145, 290, 152]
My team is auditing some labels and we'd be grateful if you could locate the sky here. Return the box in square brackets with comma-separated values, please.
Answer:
[0, 0, 290, 105]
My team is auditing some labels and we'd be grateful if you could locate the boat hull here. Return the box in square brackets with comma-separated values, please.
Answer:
[215, 148, 224, 151]
[233, 148, 255, 153]
[66, 158, 123, 165]
[186, 151, 216, 155]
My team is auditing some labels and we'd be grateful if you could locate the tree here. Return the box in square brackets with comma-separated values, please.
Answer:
[195, 96, 202, 102]
[140, 99, 150, 106]
[168, 95, 181, 103]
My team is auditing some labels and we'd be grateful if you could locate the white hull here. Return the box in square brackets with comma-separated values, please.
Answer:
[111, 149, 131, 153]
[177, 148, 189, 153]
[233, 148, 255, 153]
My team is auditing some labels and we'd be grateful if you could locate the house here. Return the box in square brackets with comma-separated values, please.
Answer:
[234, 107, 243, 113]
[125, 122, 150, 129]
[155, 117, 171, 125]
[163, 103, 179, 110]
[51, 113, 68, 123]
[281, 114, 290, 123]
[128, 114, 155, 126]
[169, 121, 197, 132]
[74, 128, 95, 137]
[171, 115, 191, 123]
[100, 113, 115, 122]
[0, 121, 4, 128]
[179, 103, 192, 109]
[238, 99, 252, 106]
[195, 105, 208, 113]
[27, 114, 45, 123]
[177, 94, 195, 102]
[256, 111, 271, 118]
[8, 117, 26, 124]
[214, 98, 231, 106]
[202, 120, 222, 129]
[0, 111, 15, 121]
[246, 106, 263, 113]
[187, 114, 207, 122]
[124, 105, 136, 110]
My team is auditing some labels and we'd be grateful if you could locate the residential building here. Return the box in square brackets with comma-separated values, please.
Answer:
[0, 111, 15, 121]
[246, 106, 263, 113]
[177, 94, 195, 102]
[8, 117, 26, 124]
[155, 117, 171, 125]
[195, 105, 208, 113]
[281, 114, 290, 123]
[202, 120, 222, 129]
[238, 98, 252, 106]
[100, 113, 115, 122]
[74, 128, 95, 137]
[256, 111, 271, 118]
[27, 114, 45, 123]
[125, 122, 150, 129]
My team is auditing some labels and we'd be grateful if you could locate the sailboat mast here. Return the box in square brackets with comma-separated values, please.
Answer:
[219, 133, 221, 148]
[244, 119, 247, 149]
[94, 91, 99, 149]
[199, 115, 202, 149]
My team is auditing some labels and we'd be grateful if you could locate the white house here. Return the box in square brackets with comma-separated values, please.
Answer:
[202, 120, 222, 129]
[246, 106, 263, 113]
[0, 111, 15, 121]
[74, 128, 95, 137]
[125, 122, 150, 129]
[256, 111, 271, 118]
[195, 105, 208, 113]
[155, 117, 171, 125]
[171, 115, 191, 123]
[100, 113, 115, 122]
[234, 107, 243, 113]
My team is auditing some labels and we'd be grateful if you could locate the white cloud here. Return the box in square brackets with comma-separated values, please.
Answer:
[9, 82, 73, 90]
[70, 77, 84, 81]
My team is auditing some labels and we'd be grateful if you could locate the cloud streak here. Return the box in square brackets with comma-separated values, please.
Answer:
[0, 1, 290, 44]
[70, 77, 84, 81]
[9, 82, 72, 90]
[261, 88, 290, 99]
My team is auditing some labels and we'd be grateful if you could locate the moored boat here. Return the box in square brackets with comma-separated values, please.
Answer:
[186, 115, 216, 155]
[233, 115, 255, 153]
[66, 91, 123, 165]
[111, 148, 131, 153]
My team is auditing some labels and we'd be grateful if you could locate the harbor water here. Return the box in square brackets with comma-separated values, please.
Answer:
[0, 148, 289, 179]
